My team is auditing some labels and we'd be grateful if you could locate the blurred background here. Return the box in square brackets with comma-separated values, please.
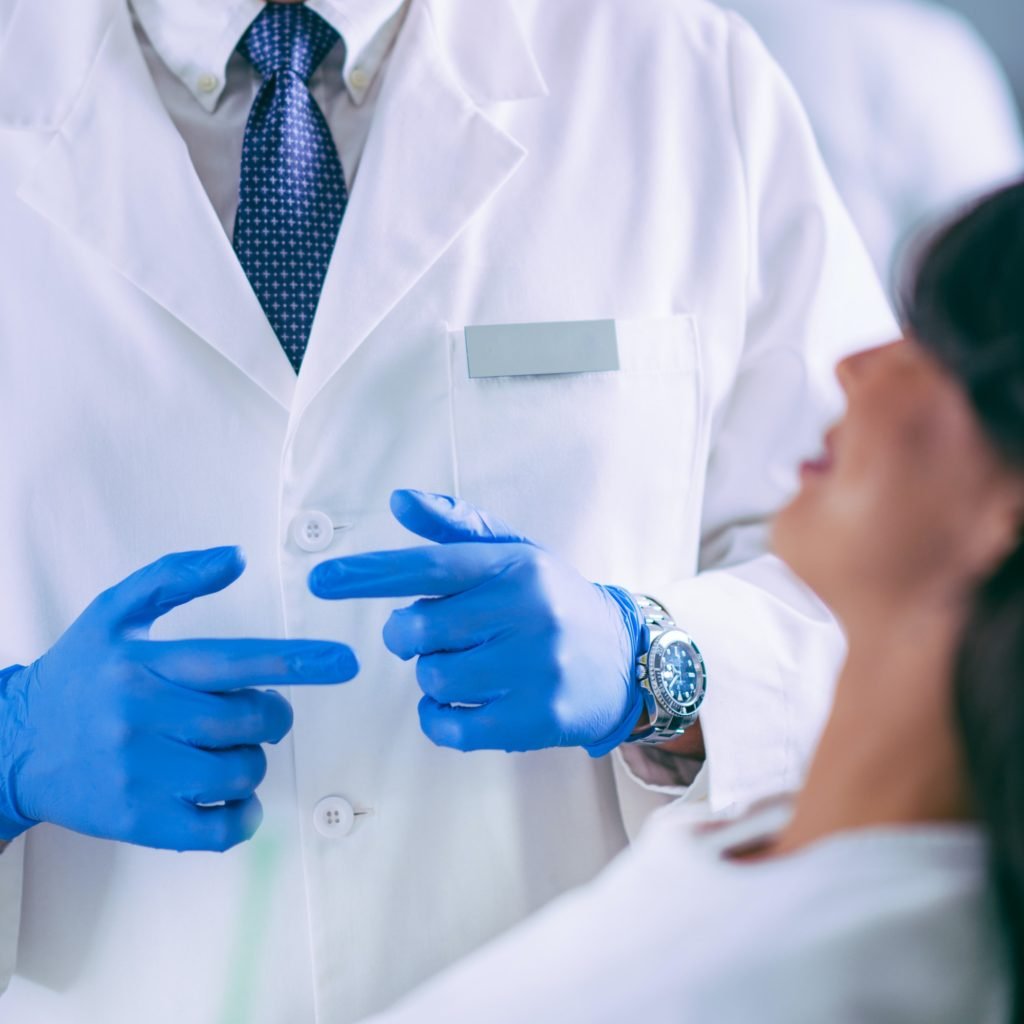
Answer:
[941, 0, 1024, 114]
[721, 0, 1024, 299]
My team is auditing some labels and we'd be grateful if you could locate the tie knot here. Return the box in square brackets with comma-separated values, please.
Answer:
[237, 4, 341, 84]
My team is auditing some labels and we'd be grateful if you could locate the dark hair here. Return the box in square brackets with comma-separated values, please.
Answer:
[900, 180, 1024, 1020]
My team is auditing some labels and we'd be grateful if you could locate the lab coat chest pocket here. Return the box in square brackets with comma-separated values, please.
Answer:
[447, 315, 708, 587]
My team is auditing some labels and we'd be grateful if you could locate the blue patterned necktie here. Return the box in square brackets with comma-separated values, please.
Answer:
[233, 4, 349, 373]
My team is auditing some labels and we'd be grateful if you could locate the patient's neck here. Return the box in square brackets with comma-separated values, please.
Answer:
[771, 601, 974, 856]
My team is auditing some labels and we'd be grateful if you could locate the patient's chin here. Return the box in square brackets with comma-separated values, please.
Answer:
[770, 498, 834, 601]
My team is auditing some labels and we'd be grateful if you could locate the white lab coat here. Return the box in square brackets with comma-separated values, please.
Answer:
[0, 0, 893, 1020]
[366, 800, 1009, 1024]
[724, 0, 1024, 290]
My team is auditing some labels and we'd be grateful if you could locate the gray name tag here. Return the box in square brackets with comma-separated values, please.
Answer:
[465, 319, 620, 379]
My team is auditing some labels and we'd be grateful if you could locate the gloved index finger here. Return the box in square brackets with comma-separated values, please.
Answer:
[308, 543, 516, 600]
[128, 638, 359, 692]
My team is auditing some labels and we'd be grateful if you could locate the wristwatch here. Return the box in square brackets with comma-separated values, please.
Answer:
[628, 595, 707, 745]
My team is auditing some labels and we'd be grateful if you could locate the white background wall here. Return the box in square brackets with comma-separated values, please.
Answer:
[938, 0, 1024, 116]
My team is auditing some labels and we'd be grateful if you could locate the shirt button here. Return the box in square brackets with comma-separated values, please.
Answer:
[292, 511, 335, 553]
[313, 796, 356, 838]
[197, 72, 219, 94]
[349, 67, 369, 90]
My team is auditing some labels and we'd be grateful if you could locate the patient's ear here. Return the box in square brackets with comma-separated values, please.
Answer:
[991, 476, 1024, 565]
[957, 473, 1024, 590]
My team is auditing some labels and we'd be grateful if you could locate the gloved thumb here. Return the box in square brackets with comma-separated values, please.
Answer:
[94, 546, 246, 636]
[390, 490, 532, 545]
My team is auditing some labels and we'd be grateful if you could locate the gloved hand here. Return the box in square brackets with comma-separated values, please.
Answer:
[309, 490, 645, 755]
[0, 547, 358, 851]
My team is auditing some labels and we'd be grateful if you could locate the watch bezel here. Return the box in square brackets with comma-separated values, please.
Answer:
[648, 629, 706, 718]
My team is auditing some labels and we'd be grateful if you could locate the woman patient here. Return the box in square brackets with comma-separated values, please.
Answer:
[365, 182, 1024, 1023]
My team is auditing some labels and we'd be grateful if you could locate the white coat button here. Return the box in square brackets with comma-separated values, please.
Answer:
[197, 73, 219, 94]
[314, 796, 355, 838]
[349, 67, 369, 90]
[292, 511, 334, 552]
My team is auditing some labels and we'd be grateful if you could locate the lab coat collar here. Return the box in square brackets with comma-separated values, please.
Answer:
[425, 0, 548, 106]
[9, 0, 299, 409]
[0, 0, 547, 130]
[128, 0, 409, 111]
[0, 0, 548, 415]
[0, 0, 121, 131]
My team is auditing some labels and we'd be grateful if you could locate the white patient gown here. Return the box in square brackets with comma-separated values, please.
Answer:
[365, 799, 1008, 1024]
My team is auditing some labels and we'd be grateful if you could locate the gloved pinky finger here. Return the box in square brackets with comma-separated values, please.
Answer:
[417, 696, 529, 753]
[178, 795, 264, 853]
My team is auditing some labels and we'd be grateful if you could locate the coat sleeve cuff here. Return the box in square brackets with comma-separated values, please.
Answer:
[612, 745, 710, 842]
[659, 555, 843, 813]
[612, 553, 844, 838]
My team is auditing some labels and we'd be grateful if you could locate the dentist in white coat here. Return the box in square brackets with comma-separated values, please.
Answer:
[0, 0, 892, 1021]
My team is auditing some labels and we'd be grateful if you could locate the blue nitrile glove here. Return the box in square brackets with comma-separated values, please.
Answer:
[308, 490, 645, 756]
[0, 548, 359, 851]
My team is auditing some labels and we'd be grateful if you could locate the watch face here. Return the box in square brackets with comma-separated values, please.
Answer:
[650, 633, 706, 717]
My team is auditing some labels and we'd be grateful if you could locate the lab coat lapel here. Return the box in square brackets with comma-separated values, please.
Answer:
[4, 1, 297, 411]
[291, 0, 543, 421]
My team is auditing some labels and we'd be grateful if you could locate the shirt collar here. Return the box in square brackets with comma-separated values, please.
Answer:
[130, 0, 408, 112]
